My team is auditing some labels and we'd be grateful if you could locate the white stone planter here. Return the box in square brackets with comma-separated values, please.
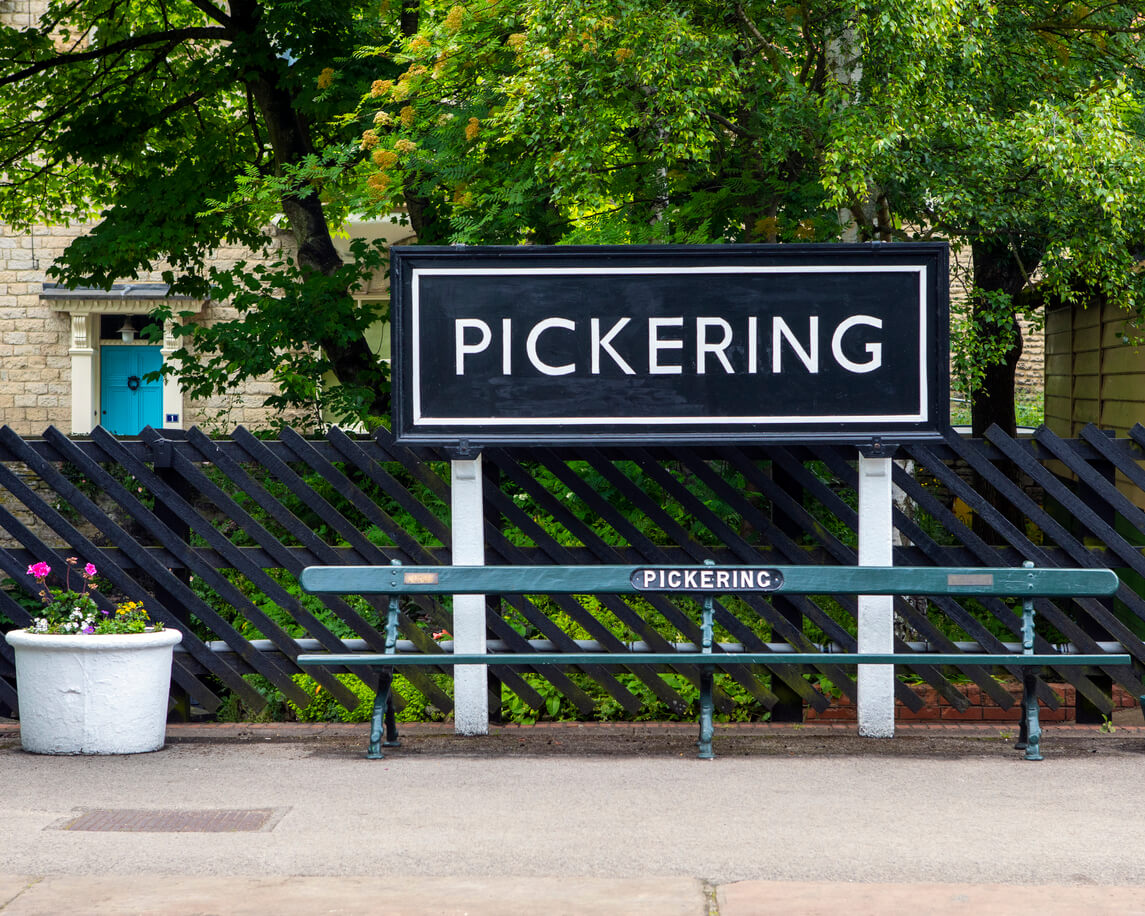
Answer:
[4, 628, 182, 755]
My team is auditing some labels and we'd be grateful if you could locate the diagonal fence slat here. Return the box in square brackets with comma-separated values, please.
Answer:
[910, 434, 1113, 710]
[558, 450, 791, 711]
[631, 449, 861, 710]
[814, 443, 1038, 710]
[486, 451, 671, 715]
[939, 429, 1141, 713]
[129, 428, 377, 712]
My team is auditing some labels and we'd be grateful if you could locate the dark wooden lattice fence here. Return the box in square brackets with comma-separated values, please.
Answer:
[0, 423, 1142, 722]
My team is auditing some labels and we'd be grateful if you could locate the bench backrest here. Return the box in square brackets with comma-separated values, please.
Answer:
[299, 564, 1119, 599]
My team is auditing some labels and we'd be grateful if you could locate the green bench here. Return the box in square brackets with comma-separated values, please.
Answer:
[297, 561, 1128, 761]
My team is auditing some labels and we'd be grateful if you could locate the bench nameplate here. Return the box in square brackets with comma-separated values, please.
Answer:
[947, 573, 994, 587]
[630, 567, 783, 592]
[404, 572, 439, 585]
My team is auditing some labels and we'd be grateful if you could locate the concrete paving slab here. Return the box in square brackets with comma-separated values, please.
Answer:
[0, 875, 708, 916]
[719, 881, 1145, 916]
[0, 878, 36, 911]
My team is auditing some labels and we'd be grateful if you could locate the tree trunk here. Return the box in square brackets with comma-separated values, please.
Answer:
[967, 236, 1040, 543]
[242, 61, 386, 417]
[969, 237, 1035, 437]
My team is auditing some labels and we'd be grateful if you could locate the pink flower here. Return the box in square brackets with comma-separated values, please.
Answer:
[432, 629, 450, 640]
[26, 562, 50, 579]
[83, 563, 97, 577]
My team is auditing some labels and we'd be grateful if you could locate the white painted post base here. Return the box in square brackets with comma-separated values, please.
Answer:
[451, 457, 488, 736]
[857, 454, 895, 738]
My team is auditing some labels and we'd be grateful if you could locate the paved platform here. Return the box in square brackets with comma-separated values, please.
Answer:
[2, 719, 1144, 914]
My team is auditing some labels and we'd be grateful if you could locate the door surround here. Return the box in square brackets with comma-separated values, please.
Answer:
[43, 284, 205, 434]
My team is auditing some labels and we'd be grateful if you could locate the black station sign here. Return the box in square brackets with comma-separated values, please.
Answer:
[390, 244, 949, 446]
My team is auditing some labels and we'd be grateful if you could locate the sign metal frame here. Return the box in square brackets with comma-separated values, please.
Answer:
[391, 243, 950, 447]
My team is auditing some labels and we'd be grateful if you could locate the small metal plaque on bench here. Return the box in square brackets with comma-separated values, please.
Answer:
[630, 567, 784, 592]
[947, 573, 994, 587]
[404, 572, 439, 584]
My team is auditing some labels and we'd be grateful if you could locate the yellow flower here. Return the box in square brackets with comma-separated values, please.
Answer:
[400, 105, 415, 126]
[465, 117, 480, 141]
[408, 36, 430, 55]
[753, 215, 779, 240]
[360, 129, 380, 149]
[614, 47, 633, 62]
[317, 67, 335, 89]
[445, 5, 465, 30]
[370, 79, 392, 98]
[507, 33, 526, 51]
[367, 173, 393, 198]
[372, 148, 399, 168]
[395, 138, 418, 153]
[373, 110, 393, 126]
[452, 184, 473, 207]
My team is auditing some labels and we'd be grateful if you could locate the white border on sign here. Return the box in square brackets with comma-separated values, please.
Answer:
[409, 265, 929, 427]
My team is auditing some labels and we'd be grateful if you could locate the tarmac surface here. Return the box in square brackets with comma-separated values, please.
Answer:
[2, 717, 1145, 914]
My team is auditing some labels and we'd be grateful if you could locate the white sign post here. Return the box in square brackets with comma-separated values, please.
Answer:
[857, 452, 895, 737]
[451, 456, 488, 735]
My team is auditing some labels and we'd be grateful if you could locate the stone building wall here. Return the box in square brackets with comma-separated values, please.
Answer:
[1015, 316, 1045, 400]
[0, 220, 316, 436]
[1, 223, 86, 433]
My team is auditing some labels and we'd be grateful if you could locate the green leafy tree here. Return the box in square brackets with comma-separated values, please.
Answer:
[352, 0, 1145, 434]
[820, 1, 1145, 434]
[5, 1, 1143, 433]
[0, 0, 398, 426]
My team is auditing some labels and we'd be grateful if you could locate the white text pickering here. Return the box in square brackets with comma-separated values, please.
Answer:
[454, 314, 884, 377]
[630, 567, 784, 592]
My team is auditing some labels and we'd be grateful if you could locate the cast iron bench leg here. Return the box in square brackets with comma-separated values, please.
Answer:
[1021, 670, 1043, 761]
[697, 587, 716, 760]
[698, 665, 715, 759]
[367, 591, 404, 759]
[383, 668, 400, 747]
[1015, 589, 1043, 761]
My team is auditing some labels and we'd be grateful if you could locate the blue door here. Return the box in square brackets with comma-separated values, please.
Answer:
[100, 346, 163, 434]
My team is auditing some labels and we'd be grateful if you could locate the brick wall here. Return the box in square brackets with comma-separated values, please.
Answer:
[805, 682, 1138, 723]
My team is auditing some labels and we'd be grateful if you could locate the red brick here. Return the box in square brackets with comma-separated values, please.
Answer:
[1114, 686, 1139, 708]
[805, 707, 856, 721]
[940, 706, 984, 721]
[982, 706, 1023, 721]
[896, 705, 941, 721]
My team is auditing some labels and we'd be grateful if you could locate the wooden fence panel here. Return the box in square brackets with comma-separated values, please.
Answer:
[0, 422, 1141, 722]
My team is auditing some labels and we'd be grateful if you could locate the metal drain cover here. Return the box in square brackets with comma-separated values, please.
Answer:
[56, 808, 284, 833]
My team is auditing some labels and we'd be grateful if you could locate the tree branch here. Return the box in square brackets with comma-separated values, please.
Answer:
[708, 110, 760, 139]
[0, 27, 231, 89]
[185, 0, 232, 26]
[734, 3, 785, 73]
